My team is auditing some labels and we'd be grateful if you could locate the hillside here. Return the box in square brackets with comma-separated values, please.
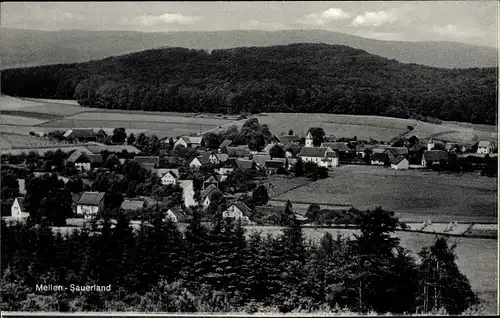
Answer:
[1, 44, 497, 125]
[1, 28, 497, 69]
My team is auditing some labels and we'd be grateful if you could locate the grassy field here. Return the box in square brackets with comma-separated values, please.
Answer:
[1, 114, 49, 126]
[254, 113, 497, 144]
[0, 133, 64, 150]
[245, 226, 497, 314]
[274, 165, 497, 223]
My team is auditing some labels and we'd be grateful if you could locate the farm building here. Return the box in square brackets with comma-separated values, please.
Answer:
[477, 141, 495, 154]
[83, 143, 141, 155]
[384, 147, 409, 163]
[63, 129, 97, 142]
[120, 200, 146, 213]
[66, 151, 102, 171]
[421, 150, 449, 167]
[265, 159, 287, 175]
[370, 153, 385, 165]
[164, 206, 185, 223]
[209, 153, 229, 164]
[203, 175, 227, 189]
[321, 142, 352, 154]
[226, 146, 251, 158]
[134, 156, 159, 171]
[216, 159, 238, 175]
[273, 134, 300, 145]
[157, 168, 180, 186]
[201, 184, 222, 210]
[11, 197, 29, 220]
[76, 192, 105, 220]
[174, 136, 203, 148]
[236, 159, 259, 170]
[390, 156, 409, 170]
[223, 202, 252, 222]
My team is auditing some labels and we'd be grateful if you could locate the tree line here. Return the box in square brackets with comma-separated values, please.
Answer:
[1, 206, 479, 314]
[1, 43, 496, 124]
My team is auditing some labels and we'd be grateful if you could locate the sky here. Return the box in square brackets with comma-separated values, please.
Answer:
[1, 1, 498, 48]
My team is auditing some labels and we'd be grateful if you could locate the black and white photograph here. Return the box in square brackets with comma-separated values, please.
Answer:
[0, 1, 498, 315]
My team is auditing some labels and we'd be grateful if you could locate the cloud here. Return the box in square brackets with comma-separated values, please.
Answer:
[132, 13, 200, 26]
[300, 8, 350, 26]
[432, 24, 477, 38]
[351, 9, 401, 27]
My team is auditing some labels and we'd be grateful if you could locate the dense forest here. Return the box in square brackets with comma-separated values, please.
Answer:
[1, 43, 497, 124]
[1, 208, 479, 314]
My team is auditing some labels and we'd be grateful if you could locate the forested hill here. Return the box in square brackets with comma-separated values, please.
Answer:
[1, 43, 497, 125]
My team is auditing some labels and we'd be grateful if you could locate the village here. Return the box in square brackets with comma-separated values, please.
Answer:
[2, 117, 497, 235]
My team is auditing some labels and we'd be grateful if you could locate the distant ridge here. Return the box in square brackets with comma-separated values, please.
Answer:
[1, 28, 497, 69]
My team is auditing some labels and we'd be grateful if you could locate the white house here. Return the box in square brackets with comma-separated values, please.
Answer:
[477, 141, 494, 154]
[11, 197, 29, 220]
[174, 136, 203, 149]
[179, 180, 196, 207]
[164, 206, 183, 223]
[201, 184, 221, 210]
[390, 156, 409, 170]
[76, 192, 105, 220]
[222, 202, 252, 222]
[157, 169, 179, 186]
[189, 157, 203, 169]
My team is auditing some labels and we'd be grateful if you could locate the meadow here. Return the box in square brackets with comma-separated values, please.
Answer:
[274, 165, 497, 223]
[245, 226, 498, 314]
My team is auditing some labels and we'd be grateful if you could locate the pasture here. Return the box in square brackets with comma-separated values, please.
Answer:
[274, 165, 497, 223]
[254, 113, 497, 144]
[245, 226, 498, 314]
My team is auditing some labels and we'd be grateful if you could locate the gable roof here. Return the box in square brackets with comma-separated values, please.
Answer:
[227, 146, 251, 158]
[201, 184, 220, 200]
[265, 159, 286, 169]
[64, 129, 96, 139]
[134, 156, 160, 166]
[15, 197, 27, 211]
[121, 200, 145, 211]
[83, 144, 141, 155]
[391, 155, 408, 165]
[178, 136, 203, 145]
[423, 150, 449, 162]
[219, 139, 232, 149]
[306, 132, 313, 139]
[231, 202, 252, 216]
[321, 142, 352, 152]
[252, 154, 272, 167]
[236, 159, 256, 170]
[157, 168, 179, 179]
[66, 151, 86, 163]
[214, 153, 229, 162]
[371, 153, 385, 161]
[298, 147, 328, 158]
[276, 135, 300, 144]
[385, 147, 409, 156]
[478, 141, 493, 148]
[77, 192, 105, 206]
[325, 151, 338, 158]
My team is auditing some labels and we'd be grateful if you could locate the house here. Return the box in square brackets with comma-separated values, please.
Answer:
[370, 153, 385, 166]
[160, 156, 186, 168]
[174, 136, 203, 149]
[265, 159, 287, 175]
[134, 156, 160, 170]
[201, 184, 221, 210]
[427, 139, 435, 151]
[11, 197, 29, 220]
[384, 147, 409, 164]
[189, 156, 204, 169]
[226, 146, 251, 158]
[390, 156, 409, 170]
[63, 129, 97, 142]
[157, 168, 180, 186]
[274, 135, 300, 145]
[76, 192, 105, 220]
[218, 139, 233, 152]
[216, 159, 237, 175]
[477, 141, 495, 154]
[209, 153, 229, 164]
[236, 159, 258, 170]
[222, 202, 252, 222]
[421, 150, 449, 167]
[203, 175, 227, 189]
[83, 143, 141, 155]
[298, 147, 339, 167]
[356, 144, 376, 158]
[66, 151, 102, 171]
[254, 205, 308, 224]
[164, 206, 185, 223]
[252, 154, 271, 168]
[179, 180, 196, 207]
[120, 200, 146, 213]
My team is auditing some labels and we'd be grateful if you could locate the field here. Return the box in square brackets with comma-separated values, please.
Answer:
[1, 114, 48, 126]
[0, 133, 66, 150]
[245, 226, 498, 314]
[255, 113, 497, 144]
[265, 175, 313, 198]
[274, 165, 497, 223]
